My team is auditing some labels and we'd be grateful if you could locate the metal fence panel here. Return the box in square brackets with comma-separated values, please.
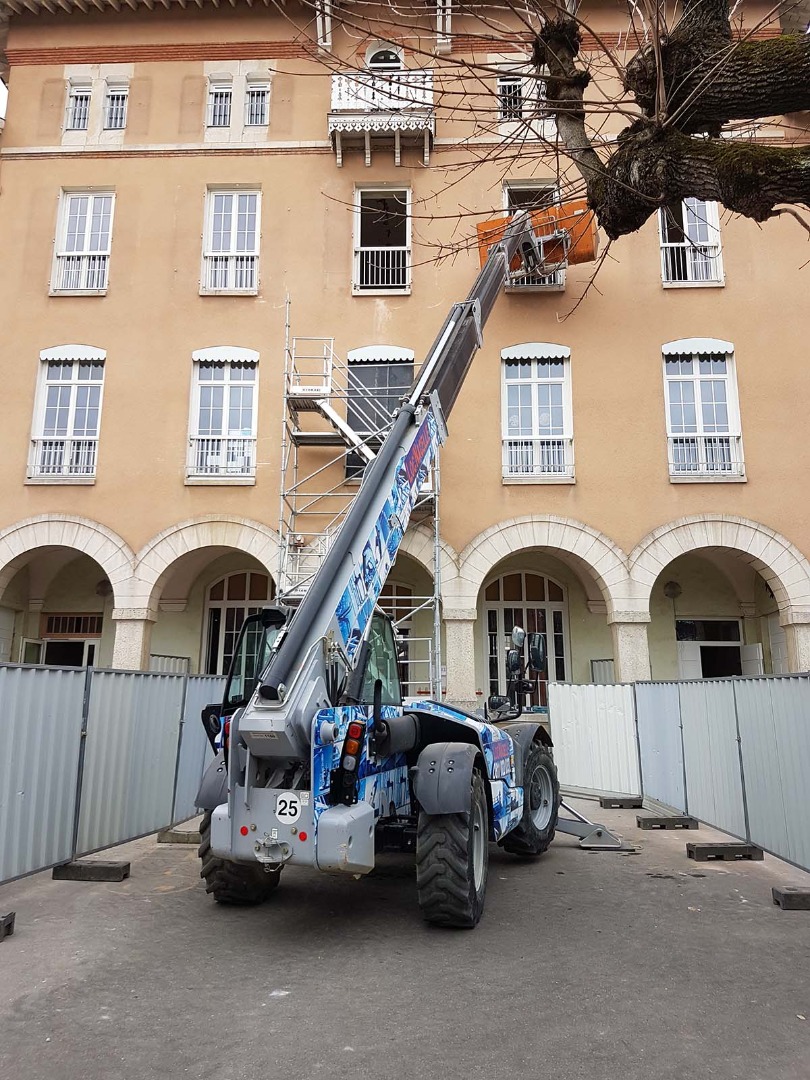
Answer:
[634, 682, 686, 812]
[549, 682, 641, 795]
[678, 680, 746, 839]
[0, 665, 87, 883]
[734, 676, 810, 870]
[76, 670, 186, 855]
[172, 676, 225, 822]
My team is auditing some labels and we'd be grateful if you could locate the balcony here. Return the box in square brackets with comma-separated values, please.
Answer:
[502, 438, 574, 481]
[661, 240, 724, 286]
[328, 70, 435, 166]
[201, 255, 257, 294]
[53, 254, 109, 293]
[668, 435, 744, 479]
[505, 266, 566, 292]
[29, 438, 97, 479]
[188, 436, 256, 480]
[353, 246, 411, 294]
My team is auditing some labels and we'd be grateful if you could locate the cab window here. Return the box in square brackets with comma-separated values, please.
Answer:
[359, 613, 402, 705]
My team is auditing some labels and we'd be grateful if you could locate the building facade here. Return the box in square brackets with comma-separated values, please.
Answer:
[0, 1, 809, 704]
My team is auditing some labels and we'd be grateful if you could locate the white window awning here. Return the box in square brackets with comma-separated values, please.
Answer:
[40, 345, 106, 363]
[347, 346, 415, 364]
[501, 343, 570, 361]
[662, 337, 734, 356]
[192, 347, 260, 365]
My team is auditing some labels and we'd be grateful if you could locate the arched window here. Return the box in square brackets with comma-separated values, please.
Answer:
[483, 570, 569, 707]
[204, 570, 274, 675]
[366, 45, 403, 71]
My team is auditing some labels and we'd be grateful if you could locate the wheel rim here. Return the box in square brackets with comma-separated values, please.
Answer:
[472, 795, 486, 891]
[528, 762, 554, 831]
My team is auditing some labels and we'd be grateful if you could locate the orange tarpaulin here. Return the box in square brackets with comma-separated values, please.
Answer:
[476, 199, 599, 270]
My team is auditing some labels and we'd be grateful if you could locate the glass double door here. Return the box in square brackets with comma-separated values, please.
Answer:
[484, 572, 568, 708]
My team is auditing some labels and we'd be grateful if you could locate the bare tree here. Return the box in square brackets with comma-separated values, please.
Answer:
[293, 0, 809, 244]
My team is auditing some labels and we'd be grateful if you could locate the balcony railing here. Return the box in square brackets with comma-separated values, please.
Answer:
[188, 436, 256, 478]
[353, 247, 411, 292]
[506, 267, 565, 291]
[668, 435, 743, 477]
[54, 254, 109, 292]
[29, 438, 97, 478]
[202, 255, 257, 293]
[661, 241, 723, 284]
[331, 70, 434, 113]
[503, 438, 574, 478]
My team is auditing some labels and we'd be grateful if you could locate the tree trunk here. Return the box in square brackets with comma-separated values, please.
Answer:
[625, 35, 810, 134]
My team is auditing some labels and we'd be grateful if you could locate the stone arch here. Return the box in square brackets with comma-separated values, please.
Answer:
[454, 515, 631, 617]
[133, 517, 283, 611]
[0, 515, 135, 606]
[629, 515, 810, 618]
[398, 525, 459, 589]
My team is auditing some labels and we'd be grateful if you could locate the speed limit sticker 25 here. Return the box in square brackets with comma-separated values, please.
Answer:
[275, 792, 301, 824]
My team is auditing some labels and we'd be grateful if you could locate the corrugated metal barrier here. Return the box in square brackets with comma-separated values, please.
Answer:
[173, 676, 225, 823]
[0, 665, 88, 883]
[0, 663, 224, 886]
[548, 683, 641, 797]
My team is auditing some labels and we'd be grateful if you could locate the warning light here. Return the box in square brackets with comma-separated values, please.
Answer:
[344, 737, 361, 756]
[299, 831, 308, 842]
[347, 722, 364, 740]
[240, 826, 249, 836]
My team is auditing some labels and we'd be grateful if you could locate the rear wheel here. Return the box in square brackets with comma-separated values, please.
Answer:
[198, 810, 281, 905]
[502, 743, 560, 857]
[415, 771, 489, 928]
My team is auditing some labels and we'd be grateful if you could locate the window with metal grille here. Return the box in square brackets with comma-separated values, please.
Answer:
[498, 76, 524, 120]
[663, 344, 744, 478]
[53, 191, 114, 293]
[42, 614, 103, 637]
[29, 352, 105, 479]
[201, 190, 260, 293]
[104, 86, 128, 130]
[66, 85, 91, 131]
[245, 84, 269, 126]
[207, 83, 233, 128]
[189, 355, 258, 477]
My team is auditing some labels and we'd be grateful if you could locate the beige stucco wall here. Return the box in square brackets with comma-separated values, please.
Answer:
[1, 3, 808, 676]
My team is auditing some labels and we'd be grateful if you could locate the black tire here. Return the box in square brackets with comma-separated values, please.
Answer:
[502, 742, 560, 857]
[198, 811, 281, 905]
[415, 771, 489, 928]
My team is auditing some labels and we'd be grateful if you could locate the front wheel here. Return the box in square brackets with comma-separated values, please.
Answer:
[198, 810, 281, 905]
[502, 743, 560, 857]
[415, 771, 489, 928]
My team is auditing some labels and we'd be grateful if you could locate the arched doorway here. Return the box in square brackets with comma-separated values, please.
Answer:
[203, 569, 274, 675]
[482, 570, 569, 706]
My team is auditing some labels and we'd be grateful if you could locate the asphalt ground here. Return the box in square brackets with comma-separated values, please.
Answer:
[1, 800, 809, 1080]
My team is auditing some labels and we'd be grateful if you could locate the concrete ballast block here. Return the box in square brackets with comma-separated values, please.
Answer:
[52, 860, 131, 882]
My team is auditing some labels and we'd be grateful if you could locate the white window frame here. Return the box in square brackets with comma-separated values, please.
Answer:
[244, 81, 270, 127]
[494, 61, 555, 140]
[103, 83, 128, 130]
[187, 347, 259, 484]
[662, 338, 745, 482]
[658, 199, 724, 287]
[200, 188, 261, 295]
[51, 190, 115, 295]
[28, 345, 106, 484]
[65, 82, 92, 131]
[207, 80, 233, 128]
[353, 187, 412, 296]
[501, 344, 574, 483]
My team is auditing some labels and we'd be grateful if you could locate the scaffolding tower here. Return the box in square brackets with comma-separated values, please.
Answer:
[277, 301, 444, 700]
